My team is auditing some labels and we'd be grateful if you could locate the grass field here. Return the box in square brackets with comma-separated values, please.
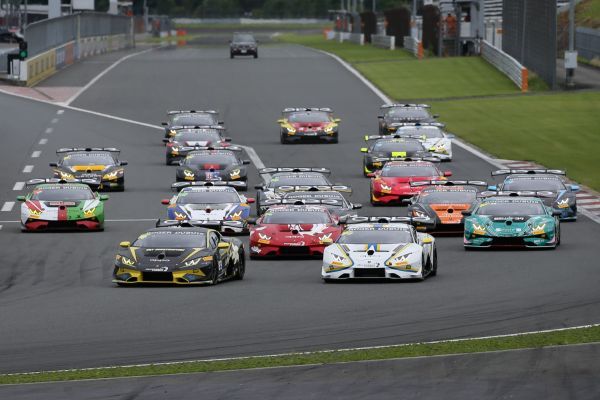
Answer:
[1, 325, 598, 384]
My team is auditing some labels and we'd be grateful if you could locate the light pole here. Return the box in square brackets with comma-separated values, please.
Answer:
[565, 0, 577, 87]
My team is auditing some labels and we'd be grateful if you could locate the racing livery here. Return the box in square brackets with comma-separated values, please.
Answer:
[18, 179, 108, 231]
[249, 205, 343, 258]
[377, 104, 438, 134]
[162, 110, 223, 138]
[278, 108, 340, 144]
[361, 136, 435, 176]
[50, 148, 128, 191]
[489, 169, 578, 221]
[405, 180, 487, 232]
[322, 216, 436, 281]
[390, 123, 454, 161]
[463, 192, 561, 249]
[163, 126, 232, 165]
[370, 161, 452, 205]
[113, 222, 245, 286]
[162, 185, 254, 234]
[175, 148, 250, 190]
[260, 190, 361, 218]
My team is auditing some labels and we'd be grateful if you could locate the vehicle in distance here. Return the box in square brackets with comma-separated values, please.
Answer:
[249, 205, 343, 259]
[278, 108, 340, 144]
[261, 190, 361, 219]
[50, 148, 128, 191]
[163, 126, 231, 165]
[322, 216, 436, 281]
[113, 221, 245, 286]
[378, 104, 438, 134]
[361, 137, 435, 176]
[463, 192, 561, 249]
[18, 178, 108, 231]
[230, 32, 258, 58]
[175, 148, 250, 190]
[162, 110, 223, 138]
[392, 123, 454, 161]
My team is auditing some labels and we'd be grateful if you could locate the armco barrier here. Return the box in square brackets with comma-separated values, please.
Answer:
[576, 27, 600, 61]
[403, 36, 423, 59]
[481, 39, 527, 92]
[371, 34, 395, 50]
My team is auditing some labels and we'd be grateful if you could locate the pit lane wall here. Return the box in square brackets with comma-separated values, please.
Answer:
[481, 39, 527, 92]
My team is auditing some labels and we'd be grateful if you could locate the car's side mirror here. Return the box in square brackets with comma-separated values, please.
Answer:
[487, 185, 497, 191]
[16, 195, 26, 201]
[224, 137, 232, 142]
[443, 171, 452, 177]
[218, 242, 231, 249]
[277, 119, 285, 123]
[100, 194, 110, 201]
[352, 203, 362, 209]
[242, 160, 251, 165]
[366, 173, 376, 178]
[461, 210, 471, 216]
[49, 162, 58, 167]
[254, 185, 264, 190]
[552, 210, 562, 217]
[162, 138, 170, 143]
[161, 199, 170, 205]
[161, 122, 168, 126]
[120, 161, 128, 166]
[421, 237, 433, 244]
[119, 241, 131, 248]
[360, 147, 368, 153]
[333, 118, 341, 123]
[570, 185, 580, 192]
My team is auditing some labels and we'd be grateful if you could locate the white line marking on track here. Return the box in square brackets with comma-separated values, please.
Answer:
[57, 110, 64, 115]
[578, 199, 600, 204]
[51, 118, 59, 124]
[39, 138, 48, 145]
[12, 182, 25, 191]
[23, 165, 34, 173]
[44, 127, 53, 134]
[63, 48, 155, 106]
[1, 202, 15, 212]
[31, 150, 41, 158]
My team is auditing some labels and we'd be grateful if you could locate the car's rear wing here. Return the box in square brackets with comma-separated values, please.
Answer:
[263, 198, 345, 207]
[258, 167, 330, 175]
[282, 107, 333, 114]
[380, 103, 430, 109]
[169, 125, 225, 131]
[56, 147, 119, 154]
[167, 110, 218, 115]
[342, 215, 435, 227]
[491, 169, 566, 176]
[372, 156, 441, 163]
[171, 181, 247, 192]
[26, 178, 101, 188]
[184, 145, 242, 152]
[478, 190, 556, 198]
[410, 180, 487, 188]
[156, 219, 245, 229]
[274, 185, 352, 194]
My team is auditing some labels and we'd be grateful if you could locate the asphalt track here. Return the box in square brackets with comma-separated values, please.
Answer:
[0, 44, 599, 375]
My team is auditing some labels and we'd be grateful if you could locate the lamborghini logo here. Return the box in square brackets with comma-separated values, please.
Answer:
[84, 208, 96, 218]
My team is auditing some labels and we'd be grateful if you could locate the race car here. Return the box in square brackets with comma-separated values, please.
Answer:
[260, 190, 362, 218]
[391, 123, 454, 161]
[248, 205, 343, 259]
[254, 167, 350, 215]
[163, 126, 232, 165]
[321, 216, 437, 281]
[361, 136, 436, 176]
[175, 147, 250, 190]
[370, 161, 452, 205]
[17, 178, 108, 231]
[162, 184, 254, 234]
[162, 110, 223, 139]
[489, 169, 579, 221]
[49, 148, 128, 191]
[463, 192, 561, 249]
[405, 180, 488, 233]
[113, 221, 245, 286]
[377, 104, 438, 134]
[278, 107, 340, 144]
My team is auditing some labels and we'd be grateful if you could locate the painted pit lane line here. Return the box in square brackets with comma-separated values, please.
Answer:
[44, 128, 53, 134]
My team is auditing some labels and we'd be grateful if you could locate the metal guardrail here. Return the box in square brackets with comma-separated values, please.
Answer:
[576, 27, 600, 61]
[481, 39, 527, 92]
[403, 36, 423, 59]
[371, 34, 395, 50]
[333, 31, 364, 45]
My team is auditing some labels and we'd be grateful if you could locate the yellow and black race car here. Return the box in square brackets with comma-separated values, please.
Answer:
[278, 107, 340, 144]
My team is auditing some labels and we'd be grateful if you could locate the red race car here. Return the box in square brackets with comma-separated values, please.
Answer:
[249, 205, 342, 258]
[369, 161, 452, 205]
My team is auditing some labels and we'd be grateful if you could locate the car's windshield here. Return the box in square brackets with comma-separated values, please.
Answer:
[419, 190, 477, 204]
[31, 186, 95, 201]
[233, 34, 255, 43]
[288, 112, 331, 123]
[477, 201, 546, 216]
[502, 178, 566, 191]
[268, 175, 330, 188]
[61, 153, 115, 166]
[177, 191, 239, 204]
[173, 131, 221, 142]
[184, 153, 237, 167]
[338, 229, 413, 244]
[171, 114, 217, 126]
[381, 165, 439, 177]
[134, 231, 206, 247]
[373, 141, 424, 152]
[262, 210, 331, 224]
[387, 108, 430, 119]
[396, 127, 444, 138]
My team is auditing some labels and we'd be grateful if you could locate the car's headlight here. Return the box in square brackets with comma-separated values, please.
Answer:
[385, 250, 414, 268]
[470, 222, 487, 236]
[230, 169, 241, 179]
[171, 147, 180, 154]
[412, 210, 427, 218]
[184, 170, 195, 179]
[102, 169, 123, 180]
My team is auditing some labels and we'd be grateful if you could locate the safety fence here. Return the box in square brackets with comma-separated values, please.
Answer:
[403, 36, 423, 59]
[576, 27, 600, 61]
[481, 39, 527, 92]
[371, 34, 395, 50]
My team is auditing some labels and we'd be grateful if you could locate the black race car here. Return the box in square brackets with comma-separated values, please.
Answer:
[278, 108, 341, 144]
[163, 125, 232, 165]
[378, 104, 438, 134]
[175, 148, 250, 190]
[50, 148, 128, 191]
[162, 110, 223, 138]
[113, 221, 246, 286]
[361, 137, 435, 176]
[230, 32, 258, 58]
[259, 190, 360, 217]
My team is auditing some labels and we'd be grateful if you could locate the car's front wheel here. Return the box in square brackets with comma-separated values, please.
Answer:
[234, 252, 245, 280]
[429, 248, 438, 277]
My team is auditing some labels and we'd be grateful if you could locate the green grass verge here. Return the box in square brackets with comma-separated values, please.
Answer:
[1, 325, 599, 384]
[431, 92, 600, 190]
[576, 0, 600, 29]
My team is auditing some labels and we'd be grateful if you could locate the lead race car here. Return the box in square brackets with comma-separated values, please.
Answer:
[321, 216, 437, 282]
[388, 123, 454, 161]
[248, 205, 343, 259]
[489, 169, 578, 221]
[175, 147, 250, 190]
[162, 110, 224, 139]
[278, 107, 340, 144]
[113, 220, 245, 286]
[50, 148, 128, 191]
[462, 192, 561, 249]
[377, 104, 438, 134]
[163, 184, 254, 234]
[163, 125, 232, 165]
[17, 178, 108, 231]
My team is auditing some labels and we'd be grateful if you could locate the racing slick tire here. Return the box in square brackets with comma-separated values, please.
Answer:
[429, 249, 438, 277]
[208, 260, 220, 286]
[369, 187, 380, 206]
[330, 133, 339, 144]
[230, 52, 234, 59]
[280, 131, 288, 144]
[233, 252, 246, 280]
[254, 52, 258, 59]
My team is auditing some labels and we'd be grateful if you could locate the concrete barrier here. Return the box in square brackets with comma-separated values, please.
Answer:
[481, 39, 527, 92]
[371, 34, 395, 50]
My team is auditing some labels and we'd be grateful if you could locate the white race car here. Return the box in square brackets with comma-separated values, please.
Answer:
[369, 123, 454, 161]
[321, 216, 437, 281]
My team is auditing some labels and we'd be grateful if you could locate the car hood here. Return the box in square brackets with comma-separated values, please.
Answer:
[23, 199, 100, 220]
[252, 223, 341, 244]
[122, 247, 212, 270]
